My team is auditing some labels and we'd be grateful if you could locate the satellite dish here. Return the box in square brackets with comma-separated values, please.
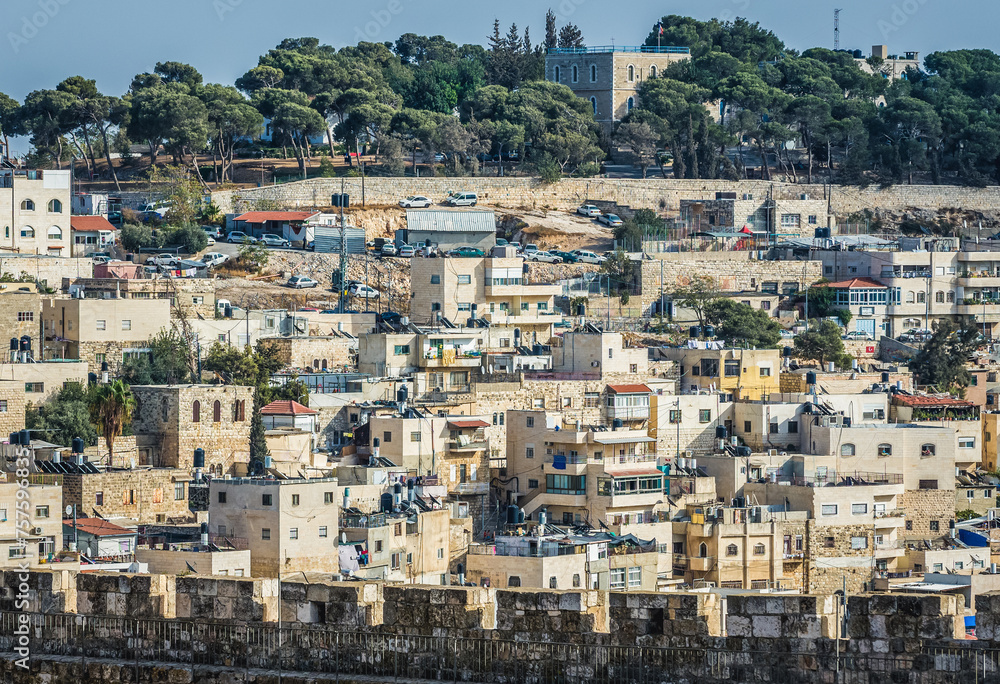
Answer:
[65, 505, 73, 517]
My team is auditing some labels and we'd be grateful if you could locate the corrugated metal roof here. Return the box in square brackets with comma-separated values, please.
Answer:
[405, 210, 495, 233]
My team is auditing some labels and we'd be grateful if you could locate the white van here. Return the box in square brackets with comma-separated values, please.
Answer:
[445, 192, 478, 207]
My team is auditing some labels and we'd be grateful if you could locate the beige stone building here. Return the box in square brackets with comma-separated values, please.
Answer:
[258, 336, 357, 372]
[208, 477, 340, 577]
[0, 169, 73, 255]
[0, 380, 27, 436]
[61, 467, 194, 525]
[0, 284, 41, 357]
[136, 545, 251, 577]
[551, 330, 648, 377]
[41, 296, 170, 370]
[0, 360, 89, 403]
[62, 276, 217, 320]
[132, 385, 254, 474]
[0, 477, 63, 567]
[545, 46, 691, 133]
[658, 346, 782, 401]
[340, 505, 450, 585]
[358, 330, 484, 402]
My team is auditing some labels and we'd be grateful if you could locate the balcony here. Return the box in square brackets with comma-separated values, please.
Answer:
[874, 510, 907, 528]
[421, 353, 483, 369]
[448, 439, 488, 453]
[604, 405, 650, 421]
[485, 283, 561, 297]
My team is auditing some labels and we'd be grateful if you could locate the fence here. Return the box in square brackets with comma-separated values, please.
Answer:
[0, 611, 997, 683]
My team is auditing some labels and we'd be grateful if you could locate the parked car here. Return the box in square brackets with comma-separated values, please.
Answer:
[227, 231, 257, 244]
[201, 225, 223, 240]
[598, 213, 623, 227]
[549, 250, 578, 264]
[447, 246, 486, 258]
[201, 252, 229, 268]
[205, 236, 216, 246]
[577, 205, 602, 218]
[397, 245, 416, 258]
[444, 191, 478, 207]
[381, 243, 398, 257]
[349, 283, 381, 299]
[379, 311, 403, 326]
[496, 238, 509, 247]
[286, 275, 319, 289]
[572, 250, 607, 265]
[844, 331, 875, 341]
[527, 250, 562, 264]
[91, 255, 111, 265]
[399, 196, 432, 209]
[260, 233, 291, 248]
[145, 253, 180, 267]
[523, 243, 539, 255]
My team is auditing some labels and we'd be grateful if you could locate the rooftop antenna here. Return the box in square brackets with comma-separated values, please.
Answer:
[834, 9, 842, 51]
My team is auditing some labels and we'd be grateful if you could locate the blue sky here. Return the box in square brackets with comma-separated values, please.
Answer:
[1, 0, 993, 152]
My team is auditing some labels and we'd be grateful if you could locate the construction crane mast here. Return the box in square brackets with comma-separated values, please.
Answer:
[834, 9, 842, 51]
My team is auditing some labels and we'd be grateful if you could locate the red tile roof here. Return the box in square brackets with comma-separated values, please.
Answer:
[63, 518, 134, 537]
[260, 400, 318, 415]
[893, 394, 975, 408]
[447, 419, 490, 429]
[816, 277, 887, 289]
[70, 216, 117, 232]
[606, 384, 653, 394]
[233, 212, 318, 223]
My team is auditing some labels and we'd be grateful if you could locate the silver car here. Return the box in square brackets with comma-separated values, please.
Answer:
[287, 275, 319, 289]
[528, 250, 562, 263]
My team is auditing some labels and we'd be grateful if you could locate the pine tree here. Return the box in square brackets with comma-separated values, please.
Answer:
[545, 9, 558, 49]
[558, 23, 584, 49]
[248, 392, 271, 467]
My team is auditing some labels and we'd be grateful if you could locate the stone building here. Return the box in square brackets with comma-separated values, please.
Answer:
[0, 380, 28, 436]
[657, 346, 782, 401]
[679, 194, 833, 237]
[0, 283, 41, 357]
[544, 46, 691, 134]
[0, 359, 89, 403]
[258, 336, 357, 372]
[0, 478, 63, 568]
[551, 330, 648, 377]
[62, 276, 217, 319]
[132, 385, 254, 474]
[60, 467, 195, 525]
[340, 504, 451, 585]
[0, 169, 73, 255]
[209, 476, 340, 577]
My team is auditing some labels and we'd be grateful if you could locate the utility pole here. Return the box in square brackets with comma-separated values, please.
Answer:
[834, 9, 842, 51]
[338, 177, 348, 313]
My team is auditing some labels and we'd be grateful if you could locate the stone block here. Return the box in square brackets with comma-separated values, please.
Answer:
[727, 615, 751, 637]
[751, 615, 781, 638]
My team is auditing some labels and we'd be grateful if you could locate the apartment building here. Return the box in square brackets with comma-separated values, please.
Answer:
[544, 46, 691, 133]
[60, 466, 194, 525]
[0, 359, 89, 403]
[550, 330, 648, 378]
[358, 330, 484, 400]
[658, 346, 782, 400]
[855, 45, 920, 80]
[340, 502, 450, 584]
[41, 296, 170, 370]
[0, 477, 63, 568]
[0, 284, 41, 356]
[208, 477, 340, 577]
[132, 385, 254, 474]
[0, 169, 73, 255]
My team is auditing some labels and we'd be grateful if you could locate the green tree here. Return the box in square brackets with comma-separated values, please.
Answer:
[118, 224, 161, 253]
[615, 122, 659, 178]
[704, 299, 782, 348]
[238, 240, 270, 272]
[806, 283, 852, 325]
[670, 275, 721, 328]
[150, 165, 202, 226]
[794, 319, 853, 368]
[26, 383, 97, 448]
[168, 225, 209, 254]
[16, 89, 75, 169]
[88, 380, 136, 463]
[601, 249, 638, 310]
[120, 330, 194, 385]
[910, 320, 980, 391]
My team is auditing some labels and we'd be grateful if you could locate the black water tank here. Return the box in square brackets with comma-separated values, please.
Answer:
[506, 504, 518, 525]
[393, 482, 402, 495]
[736, 446, 752, 458]
[88, 372, 98, 386]
[612, 418, 623, 430]
[514, 329, 521, 342]
[783, 346, 793, 358]
[881, 372, 890, 383]
[18, 430, 29, 446]
[380, 493, 393, 512]
[716, 425, 728, 439]
[224, 304, 233, 318]
[19, 336, 30, 352]
[814, 227, 831, 239]
[689, 326, 701, 339]
[193, 448, 205, 468]
[576, 304, 585, 316]
[373, 437, 381, 448]
[703, 325, 716, 338]
[517, 509, 525, 524]
[101, 361, 109, 373]
[396, 385, 408, 403]
[72, 437, 84, 454]
[200, 522, 209, 536]
[8, 432, 19, 445]
[806, 371, 817, 385]
[8, 338, 17, 351]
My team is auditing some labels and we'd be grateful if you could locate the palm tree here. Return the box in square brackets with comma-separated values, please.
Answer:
[88, 380, 136, 464]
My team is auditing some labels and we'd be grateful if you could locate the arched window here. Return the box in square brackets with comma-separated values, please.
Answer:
[753, 543, 766, 556]
[231, 400, 245, 422]
[213, 400, 221, 423]
[590, 96, 597, 115]
[916, 292, 926, 304]
[935, 291, 945, 303]
[508, 576, 521, 587]
[698, 542, 708, 557]
[193, 401, 200, 423]
[921, 443, 936, 457]
[47, 226, 62, 240]
[499, 413, 504, 426]
[321, 359, 328, 370]
[905, 291, 915, 304]
[161, 404, 168, 422]
[572, 573, 581, 588]
[726, 544, 738, 557]
[947, 291, 955, 303]
[627, 65, 635, 82]
[650, 65, 657, 78]
[313, 359, 320, 370]
[47, 199, 62, 213]
[492, 413, 498, 425]
[20, 226, 34, 239]
[627, 97, 635, 112]
[841, 443, 856, 457]
[572, 65, 579, 83]
[554, 66, 561, 82]
[238, 400, 245, 421]
[20, 199, 34, 211]
[878, 443, 892, 457]
[590, 64, 597, 82]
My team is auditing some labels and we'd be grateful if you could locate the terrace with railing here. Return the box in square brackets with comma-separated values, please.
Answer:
[547, 46, 690, 55]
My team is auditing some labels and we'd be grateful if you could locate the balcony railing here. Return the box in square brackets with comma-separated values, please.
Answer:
[547, 45, 691, 55]
[469, 543, 584, 558]
[759, 471, 903, 487]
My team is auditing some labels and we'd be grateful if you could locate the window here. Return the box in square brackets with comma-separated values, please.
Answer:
[262, 494, 273, 506]
[528, 478, 538, 489]
[906, 520, 913, 531]
[20, 199, 34, 211]
[391, 552, 401, 570]
[457, 274, 471, 285]
[16, 311, 33, 322]
[851, 536, 868, 550]
[289, 528, 298, 540]
[821, 504, 838, 516]
[851, 503, 868, 515]
[192, 401, 200, 422]
[95, 491, 103, 506]
[769, 422, 779, 434]
[808, 215, 817, 224]
[508, 576, 521, 588]
[34, 505, 49, 518]
[213, 400, 221, 423]
[935, 291, 945, 303]
[669, 410, 681, 424]
[458, 303, 471, 312]
[753, 543, 766, 556]
[628, 566, 642, 588]
[261, 529, 271, 540]
[217, 492, 226, 503]
[526, 416, 534, 428]
[610, 567, 626, 590]
[627, 65, 635, 82]
[968, 489, 976, 499]
[590, 64, 597, 82]
[561, 397, 572, 408]
[947, 291, 956, 303]
[649, 65, 657, 78]
[291, 494, 300, 506]
[920, 444, 936, 457]
[383, 431, 392, 443]
[584, 393, 600, 407]
[393, 345, 410, 355]
[761, 282, 779, 295]
[174, 482, 185, 500]
[20, 227, 34, 238]
[47, 226, 62, 240]
[532, 398, 544, 409]
[726, 544, 738, 557]
[959, 437, 976, 449]
[788, 422, 798, 434]
[780, 214, 801, 228]
[627, 97, 635, 112]
[917, 291, 926, 304]
[429, 274, 441, 285]
[930, 520, 940, 532]
[554, 65, 561, 82]
[760, 367, 771, 376]
[431, 302, 441, 312]
[572, 573, 581, 588]
[572, 65, 579, 83]
[319, 526, 328, 538]
[590, 96, 597, 115]
[841, 443, 856, 457]
[725, 361, 740, 377]
[699, 409, 711, 424]
[47, 199, 62, 213]
[877, 443, 892, 457]
[233, 400, 245, 422]
[0, 400, 9, 413]
[548, 576, 558, 589]
[761, 301, 771, 311]
[955, 561, 965, 570]
[410, 431, 421, 443]
[24, 383, 43, 393]
[526, 447, 534, 459]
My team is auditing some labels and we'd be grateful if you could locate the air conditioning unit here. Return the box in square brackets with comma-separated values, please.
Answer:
[32, 527, 44, 535]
